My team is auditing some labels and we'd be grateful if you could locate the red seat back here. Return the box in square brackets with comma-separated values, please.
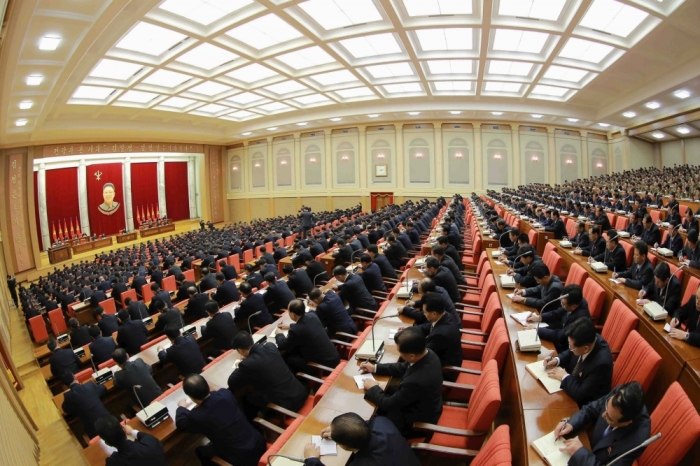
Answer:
[681, 275, 700, 307]
[582, 278, 605, 321]
[141, 284, 155, 304]
[471, 425, 511, 466]
[75, 368, 93, 384]
[258, 416, 307, 466]
[29, 316, 49, 343]
[476, 274, 496, 309]
[120, 289, 137, 307]
[606, 212, 615, 226]
[99, 298, 117, 315]
[601, 299, 638, 359]
[98, 358, 116, 370]
[162, 275, 176, 292]
[649, 209, 661, 224]
[243, 249, 254, 264]
[481, 319, 509, 372]
[313, 361, 347, 406]
[475, 252, 489, 274]
[183, 269, 195, 282]
[612, 330, 661, 392]
[228, 254, 240, 272]
[615, 216, 629, 230]
[620, 241, 634, 268]
[543, 242, 556, 257]
[48, 309, 67, 336]
[480, 293, 502, 334]
[542, 250, 562, 277]
[527, 229, 537, 247]
[464, 360, 501, 448]
[565, 263, 588, 288]
[254, 245, 263, 259]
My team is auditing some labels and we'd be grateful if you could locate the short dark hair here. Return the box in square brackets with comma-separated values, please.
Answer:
[219, 260, 227, 268]
[165, 324, 181, 340]
[231, 331, 254, 350]
[590, 225, 600, 235]
[89, 325, 101, 339]
[422, 293, 445, 314]
[562, 284, 583, 306]
[530, 262, 550, 279]
[367, 244, 379, 254]
[516, 244, 534, 259]
[309, 288, 323, 300]
[282, 264, 294, 274]
[633, 240, 648, 256]
[431, 245, 445, 256]
[239, 282, 252, 294]
[565, 317, 596, 347]
[609, 381, 646, 422]
[183, 374, 209, 400]
[419, 278, 436, 293]
[654, 262, 671, 281]
[150, 282, 160, 292]
[68, 318, 79, 329]
[395, 326, 426, 354]
[48, 339, 58, 352]
[360, 254, 371, 264]
[288, 299, 306, 316]
[425, 256, 440, 269]
[59, 370, 75, 386]
[688, 229, 699, 243]
[95, 416, 126, 447]
[205, 301, 219, 315]
[329, 413, 371, 450]
[607, 229, 619, 243]
[113, 348, 127, 365]
[118, 309, 130, 322]
[333, 265, 348, 276]
[215, 273, 225, 281]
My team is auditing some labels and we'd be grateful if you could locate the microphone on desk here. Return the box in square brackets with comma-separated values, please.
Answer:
[312, 272, 326, 287]
[510, 250, 532, 268]
[371, 313, 401, 352]
[606, 432, 661, 466]
[535, 294, 569, 341]
[662, 264, 685, 311]
[89, 354, 97, 373]
[133, 385, 151, 417]
[267, 454, 305, 465]
[248, 310, 262, 336]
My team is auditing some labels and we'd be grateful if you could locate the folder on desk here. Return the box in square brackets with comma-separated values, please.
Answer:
[525, 361, 563, 394]
[531, 430, 571, 466]
[559, 240, 572, 248]
[617, 231, 630, 238]
[643, 301, 668, 321]
[517, 329, 542, 352]
[499, 274, 516, 288]
[491, 250, 502, 258]
[590, 262, 608, 273]
[656, 247, 674, 257]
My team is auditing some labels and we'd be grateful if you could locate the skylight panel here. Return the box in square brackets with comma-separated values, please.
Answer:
[484, 81, 522, 92]
[159, 96, 197, 108]
[383, 82, 421, 93]
[187, 81, 231, 96]
[226, 64, 278, 83]
[415, 28, 473, 51]
[225, 14, 302, 50]
[580, 0, 648, 38]
[543, 65, 589, 82]
[336, 87, 375, 98]
[299, 0, 382, 30]
[531, 85, 569, 96]
[275, 46, 335, 70]
[193, 103, 229, 113]
[488, 60, 533, 76]
[72, 86, 115, 100]
[115, 22, 187, 56]
[498, 0, 566, 21]
[294, 94, 332, 104]
[309, 70, 359, 86]
[89, 59, 143, 80]
[159, 0, 253, 26]
[175, 43, 238, 70]
[426, 60, 472, 74]
[142, 69, 193, 87]
[339, 33, 401, 58]
[559, 38, 614, 63]
[434, 81, 472, 91]
[365, 62, 414, 79]
[403, 0, 473, 16]
[225, 92, 265, 104]
[263, 80, 309, 95]
[117, 90, 159, 103]
[493, 29, 548, 53]
[227, 110, 258, 118]
[257, 102, 292, 112]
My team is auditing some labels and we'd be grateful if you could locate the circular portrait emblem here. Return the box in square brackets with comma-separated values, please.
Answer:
[98, 182, 120, 216]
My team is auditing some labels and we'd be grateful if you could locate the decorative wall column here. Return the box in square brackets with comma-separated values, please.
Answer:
[547, 126, 557, 185]
[580, 131, 589, 179]
[511, 124, 521, 187]
[37, 163, 50, 249]
[358, 125, 367, 190]
[395, 124, 404, 190]
[122, 157, 134, 231]
[434, 125, 443, 189]
[187, 157, 197, 219]
[157, 155, 167, 218]
[473, 123, 482, 191]
[78, 159, 91, 236]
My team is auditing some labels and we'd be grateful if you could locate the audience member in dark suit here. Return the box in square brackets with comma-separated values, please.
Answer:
[219, 261, 238, 281]
[233, 282, 274, 331]
[259, 260, 281, 280]
[148, 283, 173, 315]
[574, 226, 606, 259]
[637, 215, 661, 246]
[416, 294, 463, 381]
[112, 348, 162, 407]
[570, 222, 591, 249]
[367, 245, 397, 279]
[594, 231, 627, 273]
[360, 327, 443, 436]
[94, 305, 120, 336]
[305, 258, 331, 285]
[553, 382, 650, 466]
[228, 332, 308, 421]
[263, 273, 295, 315]
[212, 273, 240, 306]
[592, 207, 612, 232]
[111, 279, 128, 307]
[201, 301, 238, 355]
[154, 301, 184, 332]
[185, 287, 210, 321]
[157, 325, 206, 377]
[124, 297, 149, 322]
[657, 222, 684, 256]
[95, 415, 167, 466]
[638, 261, 683, 313]
[116, 310, 149, 356]
[359, 254, 387, 293]
[60, 371, 109, 439]
[308, 288, 357, 336]
[383, 235, 407, 270]
[333, 239, 354, 264]
[614, 241, 654, 290]
[512, 262, 563, 311]
[60, 291, 77, 313]
[199, 269, 218, 293]
[132, 274, 147, 296]
[668, 282, 700, 347]
[273, 246, 288, 263]
[68, 317, 92, 348]
[176, 375, 266, 466]
[275, 300, 340, 373]
[283, 262, 314, 297]
[544, 318, 613, 407]
[544, 210, 567, 239]
[527, 284, 591, 354]
[48, 339, 81, 377]
[424, 257, 461, 303]
[432, 246, 466, 285]
[303, 413, 421, 466]
[243, 264, 264, 290]
[175, 275, 196, 303]
[333, 266, 378, 313]
[88, 325, 118, 367]
[90, 288, 107, 308]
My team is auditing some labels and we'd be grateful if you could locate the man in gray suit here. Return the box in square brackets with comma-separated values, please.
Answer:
[300, 207, 315, 239]
[112, 348, 162, 408]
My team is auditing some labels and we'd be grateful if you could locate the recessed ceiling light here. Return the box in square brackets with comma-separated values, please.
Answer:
[450, 111, 462, 115]
[492, 112, 503, 115]
[176, 43, 239, 70]
[225, 14, 302, 50]
[622, 111, 636, 118]
[384, 83, 422, 94]
[26, 75, 43, 86]
[267, 127, 278, 131]
[115, 22, 187, 56]
[543, 65, 589, 83]
[532, 85, 570, 97]
[242, 132, 252, 136]
[336, 87, 374, 98]
[567, 118, 579, 122]
[408, 111, 420, 115]
[90, 59, 144, 81]
[293, 94, 331, 105]
[297, 122, 308, 126]
[365, 62, 414, 79]
[488, 60, 533, 77]
[652, 132, 665, 139]
[677, 127, 691, 134]
[226, 63, 278, 83]
[415, 28, 473, 52]
[580, 0, 648, 39]
[559, 37, 614, 64]
[276, 46, 335, 70]
[493, 29, 549, 54]
[598, 122, 610, 127]
[142, 69, 192, 87]
[39, 35, 61, 51]
[531, 114, 543, 118]
[330, 117, 342, 121]
[339, 33, 401, 58]
[72, 86, 115, 100]
[674, 89, 691, 99]
[427, 60, 473, 75]
[367, 114, 379, 118]
[15, 119, 28, 127]
[434, 81, 472, 91]
[484, 81, 521, 93]
[18, 101, 33, 110]
[645, 101, 661, 109]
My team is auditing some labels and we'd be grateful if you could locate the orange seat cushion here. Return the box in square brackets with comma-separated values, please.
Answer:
[461, 313, 482, 329]
[430, 406, 471, 450]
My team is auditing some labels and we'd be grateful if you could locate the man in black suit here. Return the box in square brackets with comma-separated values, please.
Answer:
[592, 206, 612, 232]
[657, 221, 684, 256]
[112, 348, 161, 406]
[275, 300, 340, 373]
[132, 272, 147, 296]
[233, 282, 273, 332]
[305, 257, 330, 285]
[201, 301, 237, 355]
[507, 245, 541, 289]
[544, 317, 613, 407]
[175, 274, 196, 303]
[627, 212, 644, 237]
[242, 264, 264, 290]
[259, 246, 275, 265]
[668, 282, 700, 347]
[48, 339, 81, 377]
[308, 288, 357, 336]
[150, 266, 163, 288]
[199, 269, 218, 293]
[333, 238, 354, 265]
[308, 237, 325, 257]
[95, 415, 167, 466]
[431, 245, 466, 285]
[574, 225, 605, 258]
[60, 371, 110, 439]
[367, 244, 397, 280]
[263, 273, 295, 315]
[283, 262, 314, 297]
[527, 284, 590, 354]
[359, 254, 387, 294]
[157, 325, 206, 377]
[594, 230, 627, 273]
[154, 300, 184, 332]
[424, 257, 461, 303]
[88, 325, 117, 367]
[228, 331, 308, 421]
[614, 241, 654, 290]
[185, 287, 210, 321]
[416, 294, 462, 381]
[512, 262, 563, 311]
[638, 262, 683, 313]
[303, 413, 421, 466]
[116, 310, 149, 356]
[360, 327, 443, 436]
[219, 260, 238, 281]
[90, 286, 107, 308]
[554, 382, 650, 466]
[111, 278, 128, 307]
[212, 273, 240, 306]
[176, 374, 266, 466]
[68, 317, 92, 348]
[123, 297, 149, 322]
[94, 305, 120, 336]
[438, 236, 463, 271]
[148, 283, 173, 315]
[383, 235, 407, 270]
[570, 222, 590, 249]
[637, 214, 660, 246]
[333, 266, 378, 313]
[60, 290, 77, 313]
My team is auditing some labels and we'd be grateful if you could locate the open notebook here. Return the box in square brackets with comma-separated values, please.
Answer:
[525, 361, 563, 394]
[510, 311, 548, 328]
[531, 430, 572, 466]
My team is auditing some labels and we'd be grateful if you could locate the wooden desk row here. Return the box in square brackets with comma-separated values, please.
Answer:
[139, 223, 176, 238]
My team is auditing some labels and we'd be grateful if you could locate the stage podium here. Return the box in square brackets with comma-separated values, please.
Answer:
[48, 245, 72, 264]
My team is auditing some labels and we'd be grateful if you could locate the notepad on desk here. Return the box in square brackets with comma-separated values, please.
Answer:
[312, 436, 338, 456]
[510, 311, 548, 328]
[353, 373, 375, 389]
[525, 361, 563, 394]
[531, 430, 572, 466]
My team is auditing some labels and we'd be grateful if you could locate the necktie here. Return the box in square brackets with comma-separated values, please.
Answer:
[603, 426, 613, 437]
[572, 356, 582, 376]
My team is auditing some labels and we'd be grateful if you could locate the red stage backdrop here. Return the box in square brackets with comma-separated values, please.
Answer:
[33, 167, 81, 249]
[130, 162, 158, 225]
[165, 162, 189, 221]
[87, 163, 125, 235]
